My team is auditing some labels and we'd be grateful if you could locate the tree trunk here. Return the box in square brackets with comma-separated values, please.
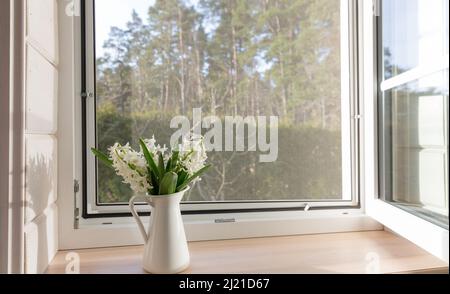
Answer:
[275, 14, 288, 117]
[164, 19, 173, 112]
[159, 80, 164, 111]
[194, 32, 203, 106]
[178, 6, 186, 114]
[164, 76, 169, 112]
[321, 97, 327, 129]
[230, 0, 238, 116]
[210, 89, 216, 116]
[254, 78, 260, 116]
[232, 27, 238, 116]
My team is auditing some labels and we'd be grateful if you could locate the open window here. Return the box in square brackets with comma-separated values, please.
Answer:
[363, 0, 449, 262]
[377, 0, 449, 229]
[80, 0, 361, 218]
[55, 0, 446, 256]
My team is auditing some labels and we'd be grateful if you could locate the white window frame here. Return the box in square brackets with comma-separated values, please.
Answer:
[83, 0, 358, 216]
[57, 0, 383, 250]
[362, 0, 449, 262]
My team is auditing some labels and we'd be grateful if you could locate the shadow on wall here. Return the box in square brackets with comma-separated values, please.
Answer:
[26, 154, 53, 217]
[24, 143, 56, 273]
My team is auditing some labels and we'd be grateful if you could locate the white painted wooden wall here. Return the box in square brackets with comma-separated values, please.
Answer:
[23, 0, 59, 274]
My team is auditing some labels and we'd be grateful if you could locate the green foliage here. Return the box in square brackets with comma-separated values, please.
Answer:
[177, 165, 211, 193]
[139, 138, 161, 179]
[159, 172, 178, 195]
[96, 0, 341, 127]
[91, 148, 113, 168]
[96, 103, 133, 203]
[95, 109, 341, 203]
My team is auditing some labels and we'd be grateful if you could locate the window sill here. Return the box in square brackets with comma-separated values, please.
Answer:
[46, 230, 448, 274]
[60, 213, 380, 249]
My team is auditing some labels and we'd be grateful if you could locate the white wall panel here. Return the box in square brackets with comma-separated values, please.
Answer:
[25, 135, 57, 224]
[24, 0, 59, 274]
[25, 45, 58, 134]
[27, 0, 58, 64]
[24, 204, 58, 274]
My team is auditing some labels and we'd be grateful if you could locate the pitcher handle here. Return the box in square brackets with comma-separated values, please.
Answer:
[129, 195, 153, 242]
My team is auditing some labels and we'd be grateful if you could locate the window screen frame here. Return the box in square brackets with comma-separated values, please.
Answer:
[80, 0, 362, 218]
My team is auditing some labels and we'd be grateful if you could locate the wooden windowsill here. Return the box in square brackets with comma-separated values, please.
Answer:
[46, 231, 448, 274]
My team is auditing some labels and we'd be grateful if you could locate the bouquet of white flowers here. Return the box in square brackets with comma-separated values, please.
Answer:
[91, 135, 210, 195]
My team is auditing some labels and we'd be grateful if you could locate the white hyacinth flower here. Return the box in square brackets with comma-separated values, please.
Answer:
[100, 134, 209, 195]
[109, 143, 150, 194]
[178, 135, 208, 180]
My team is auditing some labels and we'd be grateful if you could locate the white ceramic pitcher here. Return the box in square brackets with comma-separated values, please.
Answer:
[129, 188, 190, 274]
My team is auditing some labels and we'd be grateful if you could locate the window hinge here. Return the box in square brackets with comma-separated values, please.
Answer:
[81, 92, 94, 99]
[373, 0, 380, 17]
[74, 179, 80, 193]
[74, 180, 80, 229]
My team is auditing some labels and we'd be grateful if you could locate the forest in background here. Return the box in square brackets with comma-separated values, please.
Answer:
[94, 0, 344, 203]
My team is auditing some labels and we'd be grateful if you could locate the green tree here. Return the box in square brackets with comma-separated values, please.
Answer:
[94, 0, 344, 203]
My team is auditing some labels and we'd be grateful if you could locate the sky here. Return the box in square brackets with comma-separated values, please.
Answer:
[95, 0, 200, 57]
[93, 0, 273, 74]
[95, 0, 154, 57]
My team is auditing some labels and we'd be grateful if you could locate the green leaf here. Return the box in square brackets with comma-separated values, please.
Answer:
[139, 138, 160, 179]
[91, 148, 113, 168]
[176, 170, 188, 187]
[165, 158, 172, 172]
[158, 153, 166, 176]
[149, 169, 159, 195]
[171, 151, 179, 170]
[159, 172, 178, 195]
[181, 150, 194, 161]
[177, 165, 211, 192]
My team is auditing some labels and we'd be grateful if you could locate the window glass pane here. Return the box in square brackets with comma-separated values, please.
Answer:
[93, 0, 346, 204]
[381, 0, 449, 80]
[379, 0, 449, 228]
[380, 70, 449, 227]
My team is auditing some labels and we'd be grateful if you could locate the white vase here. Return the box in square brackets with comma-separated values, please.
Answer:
[129, 188, 190, 274]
